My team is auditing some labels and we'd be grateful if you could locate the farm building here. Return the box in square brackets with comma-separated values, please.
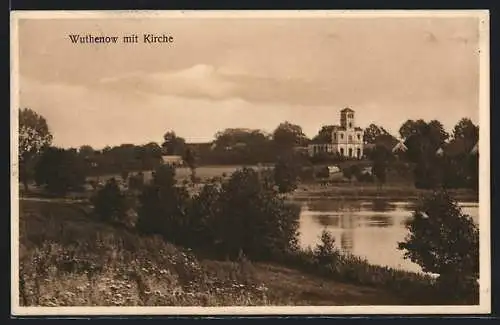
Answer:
[437, 138, 479, 158]
[161, 155, 184, 166]
[392, 141, 408, 153]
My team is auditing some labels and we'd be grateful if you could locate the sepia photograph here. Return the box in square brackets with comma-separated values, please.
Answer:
[10, 10, 490, 315]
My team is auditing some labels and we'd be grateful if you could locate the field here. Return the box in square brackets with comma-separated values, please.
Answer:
[18, 199, 405, 306]
[87, 165, 262, 184]
[85, 163, 477, 202]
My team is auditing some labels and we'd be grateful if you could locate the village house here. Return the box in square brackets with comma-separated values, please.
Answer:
[161, 155, 184, 166]
[308, 108, 364, 159]
[436, 138, 479, 158]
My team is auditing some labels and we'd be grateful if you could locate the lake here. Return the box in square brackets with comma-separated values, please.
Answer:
[297, 198, 479, 274]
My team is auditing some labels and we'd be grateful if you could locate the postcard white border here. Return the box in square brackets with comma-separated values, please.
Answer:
[10, 9, 491, 316]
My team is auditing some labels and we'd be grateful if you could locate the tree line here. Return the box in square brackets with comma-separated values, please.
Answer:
[18, 107, 479, 194]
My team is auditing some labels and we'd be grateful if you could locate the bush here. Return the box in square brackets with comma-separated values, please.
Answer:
[121, 170, 130, 183]
[209, 168, 300, 260]
[273, 154, 300, 193]
[413, 158, 443, 189]
[314, 166, 329, 179]
[128, 172, 145, 191]
[187, 179, 223, 249]
[342, 165, 361, 182]
[92, 178, 128, 224]
[356, 172, 374, 183]
[135, 165, 190, 244]
[398, 190, 479, 301]
[313, 229, 339, 266]
[34, 147, 87, 195]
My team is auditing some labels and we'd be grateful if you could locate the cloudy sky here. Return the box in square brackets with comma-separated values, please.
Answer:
[16, 13, 483, 149]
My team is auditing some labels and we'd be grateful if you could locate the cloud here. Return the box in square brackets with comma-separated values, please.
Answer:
[99, 64, 238, 100]
[97, 64, 338, 106]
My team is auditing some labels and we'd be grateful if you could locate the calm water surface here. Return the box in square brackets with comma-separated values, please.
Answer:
[297, 198, 479, 274]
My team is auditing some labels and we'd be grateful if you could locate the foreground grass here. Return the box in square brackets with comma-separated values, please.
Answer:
[19, 200, 405, 306]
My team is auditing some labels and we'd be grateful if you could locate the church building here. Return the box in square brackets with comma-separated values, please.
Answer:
[308, 108, 364, 159]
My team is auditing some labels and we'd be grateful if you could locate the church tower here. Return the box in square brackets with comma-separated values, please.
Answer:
[340, 107, 355, 130]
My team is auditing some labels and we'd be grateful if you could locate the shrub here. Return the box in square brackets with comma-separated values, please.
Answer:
[349, 165, 361, 180]
[398, 190, 479, 301]
[356, 172, 374, 183]
[34, 147, 87, 195]
[187, 179, 223, 249]
[92, 178, 128, 224]
[314, 166, 329, 179]
[211, 168, 301, 260]
[313, 229, 339, 266]
[273, 153, 302, 193]
[121, 170, 130, 183]
[135, 165, 190, 244]
[128, 172, 145, 191]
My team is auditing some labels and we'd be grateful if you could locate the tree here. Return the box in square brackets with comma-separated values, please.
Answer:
[128, 172, 145, 192]
[273, 153, 301, 193]
[214, 168, 300, 260]
[312, 125, 335, 143]
[428, 120, 449, 148]
[121, 170, 130, 183]
[211, 128, 274, 164]
[273, 122, 308, 151]
[136, 164, 190, 243]
[92, 178, 128, 224]
[183, 147, 198, 183]
[188, 179, 223, 248]
[34, 147, 86, 195]
[399, 119, 449, 189]
[371, 145, 391, 188]
[452, 118, 479, 152]
[78, 145, 94, 158]
[398, 119, 427, 141]
[347, 165, 361, 182]
[162, 131, 186, 155]
[363, 124, 389, 144]
[19, 108, 53, 191]
[398, 190, 479, 301]
[314, 229, 338, 266]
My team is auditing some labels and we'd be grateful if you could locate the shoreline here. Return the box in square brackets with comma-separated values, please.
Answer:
[289, 184, 479, 203]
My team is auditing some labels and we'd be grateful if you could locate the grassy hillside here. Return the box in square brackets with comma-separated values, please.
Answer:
[19, 200, 404, 306]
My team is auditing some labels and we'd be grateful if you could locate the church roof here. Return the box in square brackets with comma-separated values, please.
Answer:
[341, 107, 354, 113]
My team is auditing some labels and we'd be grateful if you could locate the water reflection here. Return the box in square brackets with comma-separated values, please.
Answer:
[369, 199, 397, 212]
[340, 231, 354, 251]
[314, 214, 340, 227]
[299, 198, 479, 273]
[366, 214, 394, 227]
